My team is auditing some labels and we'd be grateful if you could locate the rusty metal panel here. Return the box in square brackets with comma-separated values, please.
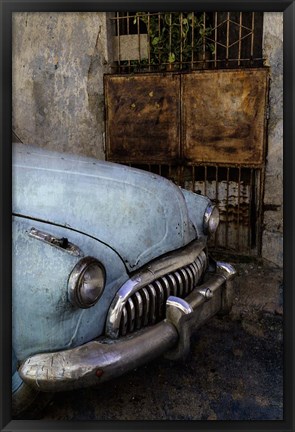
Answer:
[105, 74, 181, 163]
[182, 68, 269, 166]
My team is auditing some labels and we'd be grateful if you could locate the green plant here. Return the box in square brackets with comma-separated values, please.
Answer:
[134, 12, 215, 69]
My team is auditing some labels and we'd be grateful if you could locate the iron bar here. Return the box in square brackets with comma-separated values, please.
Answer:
[203, 12, 206, 62]
[169, 13, 172, 69]
[257, 167, 265, 256]
[148, 12, 151, 71]
[158, 13, 161, 65]
[225, 167, 230, 248]
[251, 12, 255, 63]
[116, 12, 121, 65]
[215, 165, 219, 247]
[238, 12, 242, 66]
[248, 168, 254, 250]
[126, 12, 130, 34]
[137, 14, 141, 64]
[237, 166, 241, 249]
[126, 13, 131, 71]
[226, 12, 230, 66]
[180, 12, 183, 68]
[191, 12, 195, 69]
[214, 12, 218, 68]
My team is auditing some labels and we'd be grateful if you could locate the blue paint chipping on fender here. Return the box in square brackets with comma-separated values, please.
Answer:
[13, 144, 198, 271]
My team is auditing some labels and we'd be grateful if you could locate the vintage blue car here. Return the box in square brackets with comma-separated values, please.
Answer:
[12, 143, 236, 416]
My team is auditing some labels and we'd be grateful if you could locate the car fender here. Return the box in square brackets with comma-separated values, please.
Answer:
[12, 216, 129, 361]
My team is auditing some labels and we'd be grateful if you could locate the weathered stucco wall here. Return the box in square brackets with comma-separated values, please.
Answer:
[262, 13, 283, 267]
[12, 12, 113, 159]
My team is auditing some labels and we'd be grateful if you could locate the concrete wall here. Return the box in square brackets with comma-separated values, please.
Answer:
[12, 12, 113, 159]
[262, 13, 283, 267]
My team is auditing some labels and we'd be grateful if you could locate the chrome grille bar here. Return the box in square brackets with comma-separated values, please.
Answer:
[114, 250, 207, 337]
[141, 287, 150, 327]
[134, 291, 143, 330]
[154, 280, 164, 319]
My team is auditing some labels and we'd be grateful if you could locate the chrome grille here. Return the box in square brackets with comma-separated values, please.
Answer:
[118, 251, 207, 336]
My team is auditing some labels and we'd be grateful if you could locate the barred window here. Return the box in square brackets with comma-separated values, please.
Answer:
[111, 12, 264, 73]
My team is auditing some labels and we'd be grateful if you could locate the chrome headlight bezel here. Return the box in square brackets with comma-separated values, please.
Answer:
[68, 257, 106, 309]
[203, 204, 220, 235]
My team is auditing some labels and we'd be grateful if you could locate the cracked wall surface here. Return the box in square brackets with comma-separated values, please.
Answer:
[262, 13, 283, 267]
[12, 12, 113, 159]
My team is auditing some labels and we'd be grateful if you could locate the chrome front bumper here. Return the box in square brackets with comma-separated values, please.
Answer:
[19, 261, 236, 392]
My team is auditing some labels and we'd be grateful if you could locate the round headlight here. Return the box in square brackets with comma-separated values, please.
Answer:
[203, 204, 220, 235]
[68, 257, 105, 309]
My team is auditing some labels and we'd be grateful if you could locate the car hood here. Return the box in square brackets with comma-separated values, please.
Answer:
[13, 144, 198, 271]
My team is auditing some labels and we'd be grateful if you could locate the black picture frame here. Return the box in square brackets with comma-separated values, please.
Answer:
[1, 1, 294, 431]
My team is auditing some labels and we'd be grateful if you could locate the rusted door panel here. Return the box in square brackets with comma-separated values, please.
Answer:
[105, 74, 181, 163]
[182, 69, 268, 165]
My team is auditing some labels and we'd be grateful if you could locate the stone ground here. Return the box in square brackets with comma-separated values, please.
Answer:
[21, 260, 284, 421]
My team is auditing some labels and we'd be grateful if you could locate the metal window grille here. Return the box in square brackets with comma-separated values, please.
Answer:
[111, 12, 264, 73]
